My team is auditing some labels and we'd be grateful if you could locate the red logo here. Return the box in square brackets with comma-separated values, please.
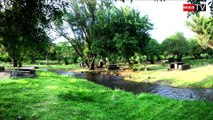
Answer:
[183, 4, 195, 12]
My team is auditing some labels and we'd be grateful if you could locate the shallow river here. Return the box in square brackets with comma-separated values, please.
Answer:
[56, 71, 213, 101]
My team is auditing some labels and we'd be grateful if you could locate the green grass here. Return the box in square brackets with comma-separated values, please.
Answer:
[0, 71, 213, 119]
[128, 64, 213, 88]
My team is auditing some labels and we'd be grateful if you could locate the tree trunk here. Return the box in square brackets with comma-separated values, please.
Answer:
[13, 59, 18, 67]
[177, 55, 182, 62]
[150, 56, 155, 64]
[103, 58, 107, 65]
[99, 61, 104, 68]
[89, 55, 96, 70]
[46, 54, 49, 65]
[194, 54, 201, 59]
[127, 59, 132, 65]
[30, 55, 36, 64]
[64, 58, 68, 65]
[84, 59, 90, 68]
[168, 57, 175, 63]
[18, 61, 22, 67]
[57, 59, 60, 64]
[157, 56, 161, 61]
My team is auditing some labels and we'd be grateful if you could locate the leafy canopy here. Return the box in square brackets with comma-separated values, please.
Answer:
[186, 15, 213, 49]
[161, 32, 189, 61]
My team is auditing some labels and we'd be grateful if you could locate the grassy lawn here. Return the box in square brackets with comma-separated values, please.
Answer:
[0, 71, 213, 120]
[126, 64, 213, 88]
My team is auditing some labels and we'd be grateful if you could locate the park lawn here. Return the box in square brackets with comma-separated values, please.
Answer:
[0, 71, 213, 120]
[126, 64, 213, 88]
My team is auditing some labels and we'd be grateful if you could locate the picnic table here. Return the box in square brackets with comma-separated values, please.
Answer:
[12, 67, 35, 74]
[11, 67, 36, 77]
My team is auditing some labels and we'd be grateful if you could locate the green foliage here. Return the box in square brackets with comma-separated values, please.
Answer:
[57, 42, 78, 64]
[145, 39, 161, 56]
[0, 0, 64, 67]
[0, 45, 10, 62]
[113, 33, 138, 59]
[205, 48, 213, 57]
[188, 38, 203, 59]
[55, 1, 153, 67]
[186, 15, 213, 49]
[92, 4, 117, 60]
[145, 39, 161, 63]
[94, 6, 153, 63]
[161, 32, 189, 61]
[54, 0, 113, 69]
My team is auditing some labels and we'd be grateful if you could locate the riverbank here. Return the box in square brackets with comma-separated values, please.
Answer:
[0, 70, 212, 119]
[67, 64, 213, 89]
[123, 64, 213, 88]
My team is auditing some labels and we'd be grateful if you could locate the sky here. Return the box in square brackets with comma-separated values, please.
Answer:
[115, 0, 211, 43]
[54, 0, 211, 43]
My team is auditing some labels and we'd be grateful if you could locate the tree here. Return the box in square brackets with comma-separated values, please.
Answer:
[145, 39, 161, 64]
[188, 38, 203, 59]
[54, 1, 152, 68]
[94, 6, 153, 64]
[113, 7, 153, 64]
[56, 42, 78, 65]
[161, 32, 189, 62]
[54, 0, 114, 70]
[92, 4, 117, 64]
[186, 15, 213, 49]
[0, 0, 65, 67]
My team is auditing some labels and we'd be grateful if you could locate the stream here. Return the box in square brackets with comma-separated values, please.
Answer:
[55, 70, 213, 101]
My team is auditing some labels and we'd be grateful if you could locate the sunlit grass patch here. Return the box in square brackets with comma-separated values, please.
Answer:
[127, 64, 213, 88]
